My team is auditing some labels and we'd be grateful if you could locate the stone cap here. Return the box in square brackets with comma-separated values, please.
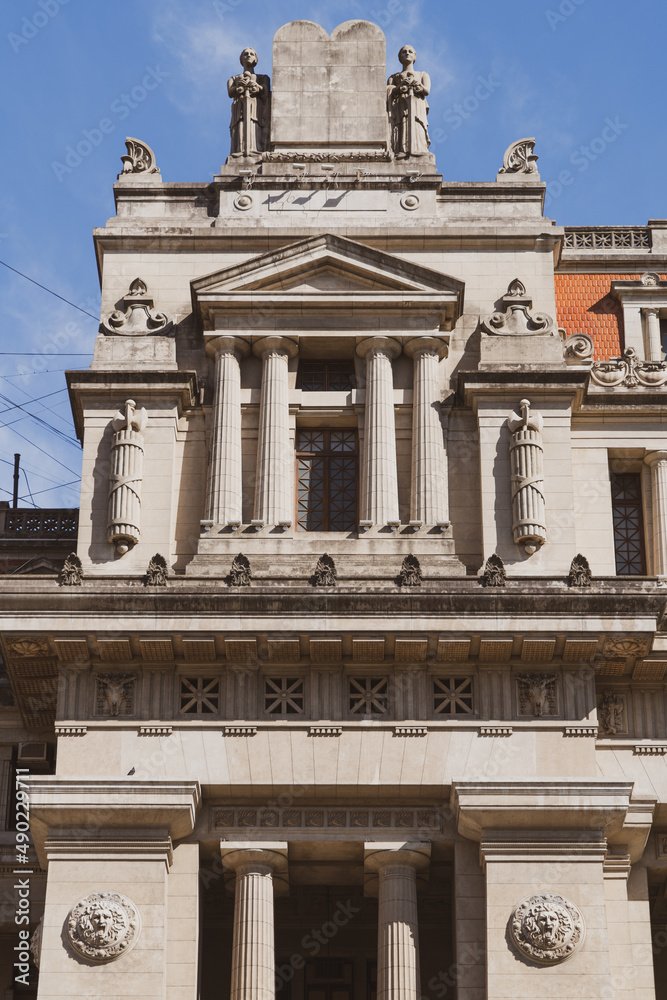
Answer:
[451, 779, 634, 842]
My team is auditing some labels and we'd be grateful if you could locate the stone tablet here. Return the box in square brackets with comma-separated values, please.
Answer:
[271, 20, 388, 151]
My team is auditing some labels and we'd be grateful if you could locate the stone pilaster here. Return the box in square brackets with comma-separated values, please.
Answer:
[404, 337, 448, 524]
[643, 307, 662, 361]
[645, 450, 667, 576]
[356, 337, 401, 525]
[221, 842, 289, 1000]
[365, 842, 430, 1000]
[252, 337, 298, 526]
[205, 336, 250, 524]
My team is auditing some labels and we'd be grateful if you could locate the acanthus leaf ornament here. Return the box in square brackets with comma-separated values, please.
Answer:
[101, 278, 173, 338]
[510, 893, 584, 964]
[118, 137, 160, 178]
[67, 891, 140, 963]
[499, 137, 539, 175]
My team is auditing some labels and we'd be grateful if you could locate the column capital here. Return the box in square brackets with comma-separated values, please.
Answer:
[642, 307, 661, 317]
[220, 841, 289, 895]
[364, 841, 431, 874]
[645, 450, 667, 467]
[252, 336, 298, 359]
[205, 335, 251, 360]
[403, 335, 449, 359]
[356, 336, 402, 360]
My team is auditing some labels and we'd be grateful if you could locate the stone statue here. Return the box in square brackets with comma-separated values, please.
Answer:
[312, 554, 337, 587]
[387, 45, 431, 157]
[397, 554, 422, 586]
[144, 553, 168, 587]
[59, 552, 83, 586]
[228, 48, 271, 157]
[482, 554, 506, 587]
[568, 554, 592, 587]
[229, 553, 252, 587]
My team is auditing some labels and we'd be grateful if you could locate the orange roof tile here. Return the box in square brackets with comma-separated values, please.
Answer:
[555, 273, 667, 361]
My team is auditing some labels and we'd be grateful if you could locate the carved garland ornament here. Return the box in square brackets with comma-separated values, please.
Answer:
[590, 347, 667, 388]
[510, 893, 585, 964]
[67, 891, 140, 963]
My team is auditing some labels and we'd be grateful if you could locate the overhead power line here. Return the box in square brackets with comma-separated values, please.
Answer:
[0, 259, 99, 321]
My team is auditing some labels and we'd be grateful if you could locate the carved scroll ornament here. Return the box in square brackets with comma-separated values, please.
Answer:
[590, 347, 667, 387]
[67, 891, 140, 962]
[118, 137, 160, 178]
[510, 893, 584, 964]
[507, 399, 547, 554]
[107, 399, 148, 555]
[482, 280, 557, 338]
[563, 332, 594, 363]
[499, 137, 539, 175]
[101, 278, 173, 337]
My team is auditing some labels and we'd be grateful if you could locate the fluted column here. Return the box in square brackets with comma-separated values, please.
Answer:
[205, 336, 250, 523]
[643, 308, 662, 361]
[356, 337, 401, 525]
[253, 337, 298, 525]
[220, 843, 289, 1000]
[107, 398, 148, 555]
[645, 451, 667, 576]
[365, 843, 430, 1000]
[404, 337, 449, 524]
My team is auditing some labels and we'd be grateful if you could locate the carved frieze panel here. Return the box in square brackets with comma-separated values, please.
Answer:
[95, 674, 136, 717]
[517, 674, 558, 717]
[210, 806, 442, 834]
[509, 893, 584, 964]
[67, 891, 140, 963]
[598, 690, 627, 735]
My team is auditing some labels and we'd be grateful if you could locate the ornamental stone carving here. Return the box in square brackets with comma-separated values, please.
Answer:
[498, 137, 539, 176]
[95, 674, 136, 717]
[568, 554, 592, 587]
[144, 553, 168, 587]
[101, 278, 173, 337]
[59, 552, 83, 586]
[312, 554, 337, 587]
[598, 690, 626, 735]
[30, 917, 43, 969]
[387, 45, 431, 157]
[590, 347, 667, 387]
[563, 332, 594, 363]
[398, 554, 422, 586]
[228, 48, 271, 157]
[107, 399, 148, 555]
[517, 674, 557, 717]
[66, 891, 140, 963]
[602, 636, 650, 658]
[6, 638, 50, 657]
[507, 400, 547, 554]
[229, 553, 252, 587]
[510, 893, 584, 964]
[482, 554, 506, 587]
[117, 137, 160, 178]
[482, 280, 557, 338]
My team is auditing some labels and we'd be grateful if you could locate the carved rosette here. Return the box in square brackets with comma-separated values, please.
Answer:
[510, 893, 584, 964]
[67, 891, 140, 963]
[507, 400, 547, 554]
[107, 400, 148, 555]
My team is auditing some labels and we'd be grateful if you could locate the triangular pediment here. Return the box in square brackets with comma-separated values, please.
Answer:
[192, 233, 464, 298]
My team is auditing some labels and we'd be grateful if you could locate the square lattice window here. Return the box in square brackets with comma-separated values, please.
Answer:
[348, 677, 389, 715]
[264, 677, 305, 715]
[433, 676, 474, 715]
[180, 677, 220, 715]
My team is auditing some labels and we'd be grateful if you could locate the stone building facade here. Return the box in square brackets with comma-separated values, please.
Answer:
[1, 17, 667, 1000]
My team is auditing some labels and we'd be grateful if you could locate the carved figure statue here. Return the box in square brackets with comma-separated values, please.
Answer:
[568, 554, 592, 587]
[229, 553, 252, 587]
[599, 690, 624, 734]
[398, 554, 422, 586]
[228, 48, 271, 157]
[482, 553, 506, 587]
[387, 45, 431, 157]
[59, 552, 83, 586]
[144, 553, 168, 587]
[312, 554, 337, 587]
[518, 674, 557, 717]
[96, 674, 135, 717]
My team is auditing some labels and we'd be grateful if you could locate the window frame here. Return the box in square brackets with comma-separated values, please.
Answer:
[295, 427, 359, 533]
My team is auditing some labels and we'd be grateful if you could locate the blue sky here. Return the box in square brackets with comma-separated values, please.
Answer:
[0, 0, 664, 508]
